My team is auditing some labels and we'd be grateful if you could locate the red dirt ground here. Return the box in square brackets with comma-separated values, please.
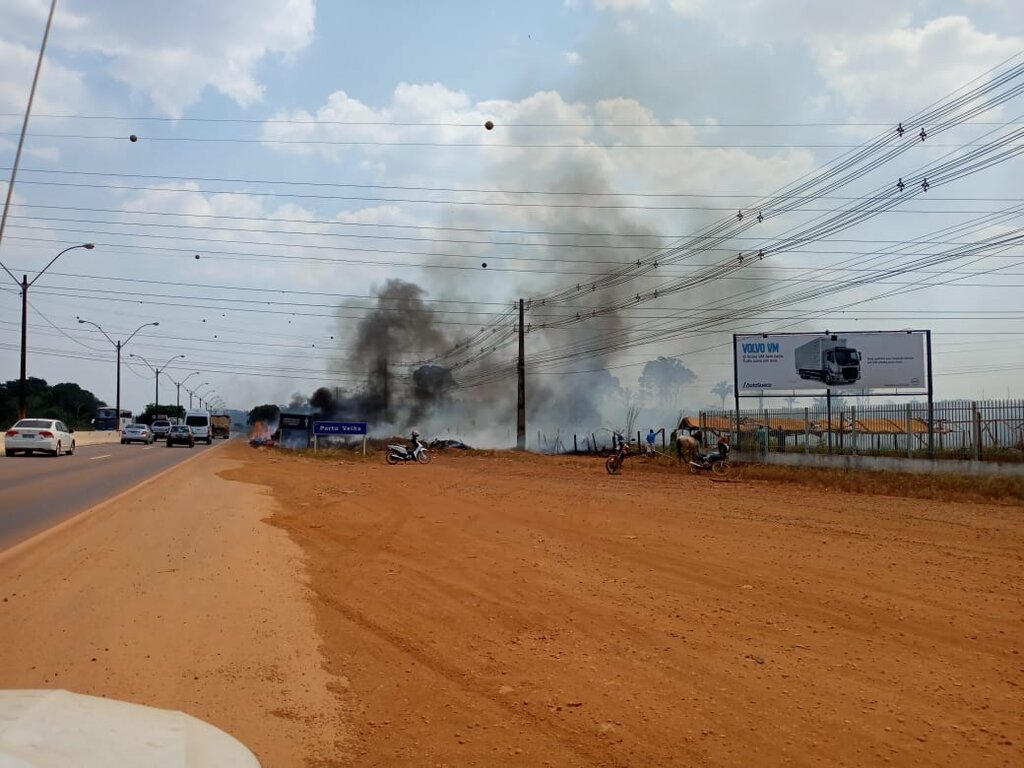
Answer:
[1, 442, 1020, 767]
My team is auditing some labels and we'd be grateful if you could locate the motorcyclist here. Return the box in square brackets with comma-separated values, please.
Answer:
[696, 434, 730, 465]
[408, 429, 421, 457]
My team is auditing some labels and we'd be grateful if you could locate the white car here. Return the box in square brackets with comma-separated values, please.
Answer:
[4, 418, 76, 457]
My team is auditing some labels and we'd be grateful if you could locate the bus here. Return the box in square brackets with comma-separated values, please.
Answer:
[94, 407, 132, 431]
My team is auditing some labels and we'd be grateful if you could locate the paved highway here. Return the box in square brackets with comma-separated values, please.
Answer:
[0, 440, 224, 551]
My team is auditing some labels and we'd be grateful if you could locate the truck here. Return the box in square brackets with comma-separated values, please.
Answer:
[794, 335, 862, 386]
[210, 413, 231, 439]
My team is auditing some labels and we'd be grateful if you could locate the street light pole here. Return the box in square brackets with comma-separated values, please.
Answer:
[174, 371, 201, 414]
[77, 318, 158, 428]
[10, 243, 95, 418]
[130, 353, 185, 418]
[188, 382, 209, 410]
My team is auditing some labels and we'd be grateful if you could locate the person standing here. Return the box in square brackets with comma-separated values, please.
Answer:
[646, 428, 657, 456]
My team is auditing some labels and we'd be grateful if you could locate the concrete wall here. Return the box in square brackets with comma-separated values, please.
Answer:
[73, 431, 122, 447]
[734, 450, 1024, 477]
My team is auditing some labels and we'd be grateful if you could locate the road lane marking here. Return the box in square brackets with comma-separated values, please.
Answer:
[88, 454, 111, 461]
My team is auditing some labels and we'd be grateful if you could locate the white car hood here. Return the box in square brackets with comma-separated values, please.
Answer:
[0, 689, 260, 767]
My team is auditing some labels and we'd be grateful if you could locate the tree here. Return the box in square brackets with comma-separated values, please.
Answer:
[0, 378, 105, 429]
[711, 380, 733, 409]
[248, 404, 281, 425]
[639, 357, 696, 408]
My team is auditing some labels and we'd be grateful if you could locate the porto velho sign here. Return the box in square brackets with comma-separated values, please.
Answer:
[313, 421, 368, 436]
[735, 331, 928, 392]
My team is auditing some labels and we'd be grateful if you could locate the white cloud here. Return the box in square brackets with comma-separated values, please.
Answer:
[0, 37, 89, 115]
[595, 0, 654, 10]
[55, 0, 315, 117]
[668, 0, 705, 17]
[657, 1, 1023, 119]
[565, 50, 582, 65]
[813, 15, 1024, 118]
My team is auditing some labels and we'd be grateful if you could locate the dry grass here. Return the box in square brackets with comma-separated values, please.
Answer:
[736, 463, 1024, 505]
[252, 442, 1024, 505]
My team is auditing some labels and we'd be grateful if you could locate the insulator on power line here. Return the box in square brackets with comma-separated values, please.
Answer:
[758, 250, 764, 260]
[897, 122, 905, 137]
[921, 178, 930, 191]
[653, 261, 658, 268]
[736, 210, 743, 221]
[636, 259, 642, 267]
[897, 177, 904, 191]
[635, 294, 641, 302]
[757, 211, 763, 223]
[919, 128, 927, 141]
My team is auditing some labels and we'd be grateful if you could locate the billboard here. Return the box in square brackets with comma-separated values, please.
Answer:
[735, 331, 927, 393]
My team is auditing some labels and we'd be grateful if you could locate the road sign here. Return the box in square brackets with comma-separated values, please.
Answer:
[313, 421, 368, 436]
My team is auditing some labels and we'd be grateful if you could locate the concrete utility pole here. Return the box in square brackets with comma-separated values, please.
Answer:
[516, 298, 526, 450]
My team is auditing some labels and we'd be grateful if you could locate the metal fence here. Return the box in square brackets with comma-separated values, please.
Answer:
[698, 399, 1024, 463]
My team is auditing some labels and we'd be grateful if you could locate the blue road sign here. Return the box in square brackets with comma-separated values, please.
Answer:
[313, 421, 367, 436]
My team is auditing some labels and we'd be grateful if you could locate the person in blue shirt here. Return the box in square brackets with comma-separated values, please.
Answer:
[645, 428, 656, 456]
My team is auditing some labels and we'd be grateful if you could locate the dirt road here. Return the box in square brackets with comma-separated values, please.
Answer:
[2, 442, 1021, 766]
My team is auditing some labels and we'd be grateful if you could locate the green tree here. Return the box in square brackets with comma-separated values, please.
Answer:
[248, 403, 281, 425]
[639, 357, 696, 409]
[0, 378, 106, 429]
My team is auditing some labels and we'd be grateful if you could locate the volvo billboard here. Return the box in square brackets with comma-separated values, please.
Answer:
[735, 331, 927, 392]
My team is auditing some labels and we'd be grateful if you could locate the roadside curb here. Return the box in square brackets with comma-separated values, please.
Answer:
[0, 441, 231, 566]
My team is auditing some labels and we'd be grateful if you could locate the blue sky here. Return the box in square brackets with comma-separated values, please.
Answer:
[2, 0, 1024, 432]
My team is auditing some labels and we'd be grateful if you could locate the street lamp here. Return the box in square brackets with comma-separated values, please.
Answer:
[77, 318, 158, 429]
[172, 371, 201, 414]
[130, 353, 185, 418]
[3, 243, 95, 418]
[188, 382, 209, 409]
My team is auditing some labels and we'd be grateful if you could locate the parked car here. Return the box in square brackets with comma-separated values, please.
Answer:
[151, 419, 172, 438]
[4, 418, 75, 457]
[121, 424, 154, 445]
[166, 425, 195, 448]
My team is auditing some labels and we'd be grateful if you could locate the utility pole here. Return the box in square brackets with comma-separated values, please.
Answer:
[116, 340, 121, 426]
[516, 298, 526, 450]
[18, 275, 27, 418]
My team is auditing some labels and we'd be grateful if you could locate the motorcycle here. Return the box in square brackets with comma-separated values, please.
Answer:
[688, 452, 730, 476]
[605, 441, 630, 474]
[386, 441, 431, 465]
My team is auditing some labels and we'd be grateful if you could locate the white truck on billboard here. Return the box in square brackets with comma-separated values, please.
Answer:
[794, 336, 862, 386]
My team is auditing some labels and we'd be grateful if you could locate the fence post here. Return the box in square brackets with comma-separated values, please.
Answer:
[851, 405, 857, 456]
[839, 410, 845, 454]
[972, 402, 982, 461]
[804, 407, 810, 454]
[906, 403, 913, 459]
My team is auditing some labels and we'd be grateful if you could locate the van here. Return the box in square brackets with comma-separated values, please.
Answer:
[183, 409, 213, 445]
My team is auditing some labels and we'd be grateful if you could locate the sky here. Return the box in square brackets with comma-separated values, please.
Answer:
[2, 0, 1023, 437]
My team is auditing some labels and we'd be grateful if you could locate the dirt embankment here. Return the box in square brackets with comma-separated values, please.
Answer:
[2, 442, 1021, 767]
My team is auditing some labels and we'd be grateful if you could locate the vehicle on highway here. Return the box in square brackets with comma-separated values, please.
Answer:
[211, 412, 231, 439]
[150, 419, 172, 438]
[121, 423, 155, 445]
[93, 407, 132, 431]
[166, 425, 195, 448]
[4, 418, 76, 457]
[184, 410, 213, 445]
